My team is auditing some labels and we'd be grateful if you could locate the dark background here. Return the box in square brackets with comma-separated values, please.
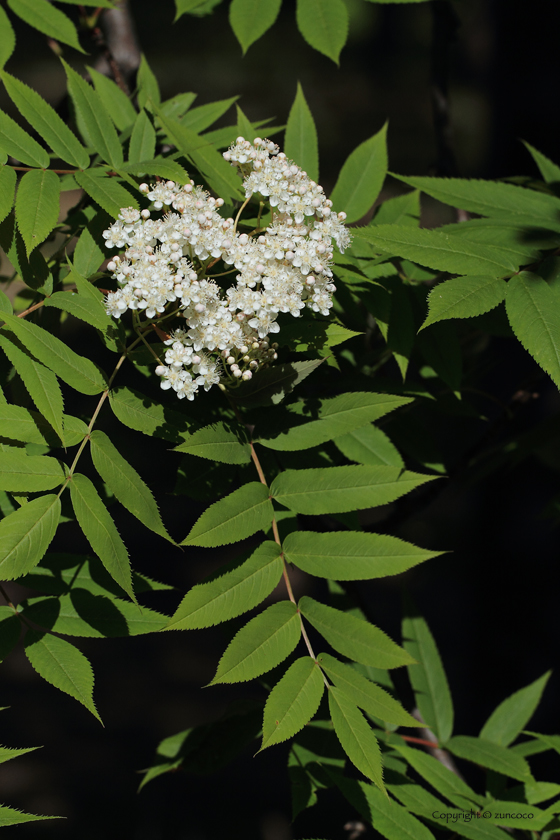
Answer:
[1, 1, 560, 838]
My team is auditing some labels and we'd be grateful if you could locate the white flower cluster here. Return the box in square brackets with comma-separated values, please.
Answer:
[102, 137, 351, 399]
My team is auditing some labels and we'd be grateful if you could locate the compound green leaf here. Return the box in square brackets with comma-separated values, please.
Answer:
[330, 123, 388, 223]
[0, 332, 64, 443]
[128, 110, 156, 163]
[62, 59, 122, 167]
[74, 169, 138, 218]
[446, 736, 532, 782]
[210, 601, 301, 684]
[24, 630, 101, 721]
[173, 422, 251, 464]
[1, 71, 89, 169]
[87, 66, 137, 132]
[402, 610, 453, 744]
[421, 276, 507, 330]
[2, 312, 107, 395]
[0, 165, 16, 225]
[15, 169, 60, 256]
[0, 107, 49, 168]
[137, 54, 160, 110]
[89, 430, 173, 543]
[0, 7, 15, 69]
[480, 671, 551, 747]
[353, 225, 517, 275]
[319, 653, 418, 727]
[284, 531, 441, 580]
[296, 0, 349, 65]
[181, 482, 273, 547]
[523, 141, 560, 184]
[261, 657, 324, 750]
[24, 591, 168, 637]
[505, 272, 560, 389]
[394, 174, 560, 230]
[0, 451, 65, 492]
[69, 473, 134, 602]
[284, 82, 319, 182]
[0, 494, 60, 580]
[270, 465, 437, 515]
[181, 96, 238, 133]
[109, 385, 195, 442]
[394, 744, 481, 809]
[328, 687, 384, 790]
[0, 805, 60, 827]
[229, 0, 282, 54]
[334, 425, 404, 467]
[7, 0, 83, 52]
[300, 596, 414, 669]
[44, 290, 113, 332]
[257, 392, 412, 451]
[166, 541, 282, 630]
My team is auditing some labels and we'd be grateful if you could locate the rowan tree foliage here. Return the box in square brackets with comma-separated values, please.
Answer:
[0, 0, 559, 838]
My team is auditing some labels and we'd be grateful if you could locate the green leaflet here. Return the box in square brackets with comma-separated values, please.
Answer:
[300, 596, 414, 669]
[7, 0, 83, 52]
[89, 430, 173, 543]
[74, 170, 138, 218]
[235, 105, 255, 141]
[0, 451, 65, 492]
[2, 312, 107, 395]
[373, 190, 420, 227]
[318, 653, 418, 727]
[62, 59, 122, 167]
[87, 66, 137, 132]
[69, 473, 135, 602]
[353, 225, 517, 275]
[24, 630, 101, 722]
[270, 465, 437, 515]
[137, 54, 161, 110]
[0, 107, 50, 168]
[480, 671, 551, 747]
[524, 731, 560, 757]
[523, 141, 560, 184]
[296, 0, 349, 65]
[394, 744, 482, 809]
[0, 806, 60, 828]
[330, 123, 388, 224]
[335, 775, 435, 840]
[0, 165, 16, 225]
[209, 601, 301, 685]
[284, 82, 319, 182]
[157, 110, 242, 201]
[160, 91, 197, 120]
[445, 736, 533, 782]
[128, 110, 156, 163]
[109, 385, 195, 442]
[15, 169, 60, 256]
[394, 173, 560, 230]
[23, 591, 168, 638]
[174, 0, 215, 18]
[402, 610, 454, 744]
[334, 425, 404, 467]
[180, 97, 239, 133]
[421, 276, 507, 330]
[261, 657, 324, 750]
[72, 228, 105, 278]
[44, 290, 114, 333]
[166, 541, 283, 630]
[0, 494, 60, 580]
[0, 7, 15, 69]
[256, 392, 412, 451]
[173, 421, 251, 464]
[0, 333, 65, 443]
[228, 359, 324, 409]
[0, 405, 85, 448]
[505, 272, 560, 389]
[284, 531, 441, 580]
[229, 0, 282, 54]
[0, 743, 39, 765]
[524, 780, 560, 805]
[441, 218, 554, 262]
[1, 71, 90, 170]
[328, 687, 384, 790]
[119, 158, 189, 183]
[181, 482, 273, 547]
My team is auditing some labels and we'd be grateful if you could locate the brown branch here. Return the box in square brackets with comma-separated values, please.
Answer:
[92, 0, 141, 92]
